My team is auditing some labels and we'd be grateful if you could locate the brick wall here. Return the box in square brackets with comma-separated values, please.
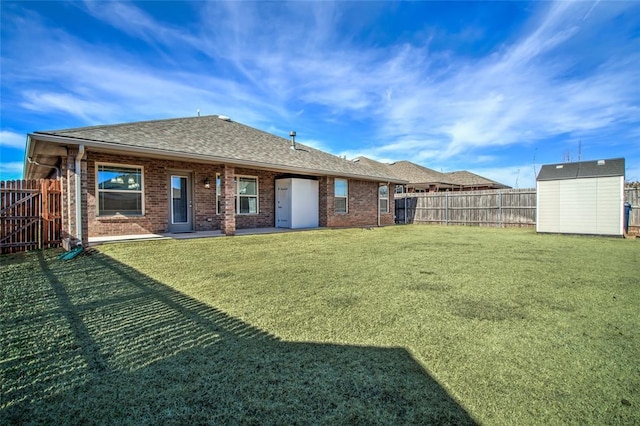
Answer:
[72, 152, 394, 238]
[235, 167, 277, 229]
[321, 177, 395, 227]
[60, 148, 89, 247]
[85, 152, 278, 237]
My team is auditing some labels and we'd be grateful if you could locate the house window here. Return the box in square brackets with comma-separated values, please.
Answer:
[335, 178, 348, 213]
[395, 184, 404, 194]
[236, 176, 258, 214]
[216, 173, 258, 215]
[96, 164, 144, 216]
[379, 184, 389, 213]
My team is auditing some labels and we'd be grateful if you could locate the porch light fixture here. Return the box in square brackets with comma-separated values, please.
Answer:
[204, 177, 211, 189]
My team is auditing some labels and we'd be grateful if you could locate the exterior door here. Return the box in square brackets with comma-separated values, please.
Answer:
[168, 174, 193, 232]
[275, 179, 291, 228]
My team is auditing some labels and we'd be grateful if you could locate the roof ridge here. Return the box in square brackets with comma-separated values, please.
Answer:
[35, 115, 220, 135]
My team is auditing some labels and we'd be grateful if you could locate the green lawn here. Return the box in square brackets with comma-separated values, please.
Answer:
[1, 226, 638, 424]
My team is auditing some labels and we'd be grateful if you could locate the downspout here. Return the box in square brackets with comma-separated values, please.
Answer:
[75, 145, 85, 247]
[404, 185, 407, 224]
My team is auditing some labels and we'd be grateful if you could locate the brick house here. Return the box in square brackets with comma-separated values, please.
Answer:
[23, 115, 404, 247]
[353, 157, 510, 193]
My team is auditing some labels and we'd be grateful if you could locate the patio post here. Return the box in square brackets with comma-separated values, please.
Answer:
[220, 164, 236, 236]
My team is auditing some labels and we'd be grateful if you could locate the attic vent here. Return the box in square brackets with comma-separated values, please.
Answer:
[556, 165, 564, 169]
[218, 115, 232, 122]
[597, 160, 606, 165]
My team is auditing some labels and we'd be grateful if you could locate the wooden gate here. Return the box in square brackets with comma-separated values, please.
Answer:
[1, 179, 62, 254]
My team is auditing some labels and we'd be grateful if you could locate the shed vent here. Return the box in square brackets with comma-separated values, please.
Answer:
[597, 160, 606, 165]
[556, 165, 564, 169]
[218, 115, 232, 122]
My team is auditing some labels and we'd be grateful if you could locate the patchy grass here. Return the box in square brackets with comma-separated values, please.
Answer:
[1, 226, 638, 424]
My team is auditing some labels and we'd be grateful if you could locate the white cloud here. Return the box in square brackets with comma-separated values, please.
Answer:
[0, 131, 27, 149]
[1, 0, 638, 177]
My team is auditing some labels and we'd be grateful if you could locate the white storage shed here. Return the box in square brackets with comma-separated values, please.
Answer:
[536, 158, 625, 236]
[275, 177, 319, 229]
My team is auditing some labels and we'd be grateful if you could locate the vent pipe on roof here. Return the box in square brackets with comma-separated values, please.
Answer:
[290, 131, 296, 150]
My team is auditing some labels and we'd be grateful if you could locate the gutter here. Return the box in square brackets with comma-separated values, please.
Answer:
[75, 145, 85, 247]
[23, 135, 34, 179]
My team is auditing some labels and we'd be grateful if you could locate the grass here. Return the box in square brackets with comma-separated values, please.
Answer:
[1, 225, 638, 424]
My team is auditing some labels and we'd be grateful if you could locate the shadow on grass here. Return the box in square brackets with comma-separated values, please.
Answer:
[1, 250, 475, 424]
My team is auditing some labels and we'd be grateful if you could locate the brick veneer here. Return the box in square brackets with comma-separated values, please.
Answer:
[320, 177, 394, 227]
[80, 152, 282, 237]
[63, 151, 394, 239]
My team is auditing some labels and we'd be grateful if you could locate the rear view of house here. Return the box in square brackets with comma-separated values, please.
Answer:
[24, 115, 404, 248]
[536, 158, 625, 236]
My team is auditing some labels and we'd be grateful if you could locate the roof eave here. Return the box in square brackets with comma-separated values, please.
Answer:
[23, 134, 34, 179]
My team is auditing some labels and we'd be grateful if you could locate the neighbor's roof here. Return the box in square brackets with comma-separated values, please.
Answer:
[352, 156, 402, 180]
[25, 115, 404, 182]
[536, 158, 625, 181]
[446, 170, 511, 189]
[387, 161, 455, 186]
[352, 158, 510, 189]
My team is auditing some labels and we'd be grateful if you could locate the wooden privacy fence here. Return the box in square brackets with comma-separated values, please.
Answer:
[1, 179, 62, 254]
[396, 188, 537, 228]
[626, 186, 640, 230]
[396, 187, 640, 229]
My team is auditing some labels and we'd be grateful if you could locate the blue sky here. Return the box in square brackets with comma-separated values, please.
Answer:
[1, 1, 639, 187]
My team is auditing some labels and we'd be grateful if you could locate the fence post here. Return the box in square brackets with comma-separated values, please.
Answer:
[498, 191, 502, 228]
[445, 192, 449, 226]
[41, 179, 48, 249]
[404, 195, 407, 224]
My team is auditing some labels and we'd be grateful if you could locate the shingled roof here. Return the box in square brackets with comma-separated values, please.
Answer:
[387, 161, 454, 186]
[26, 115, 403, 182]
[537, 158, 625, 181]
[446, 170, 510, 189]
[350, 157, 510, 190]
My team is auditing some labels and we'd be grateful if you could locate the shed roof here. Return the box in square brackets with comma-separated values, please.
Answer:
[26, 115, 403, 182]
[536, 158, 625, 181]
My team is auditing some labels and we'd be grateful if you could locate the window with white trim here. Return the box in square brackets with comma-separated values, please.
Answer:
[236, 176, 258, 214]
[216, 174, 259, 215]
[96, 164, 144, 216]
[335, 178, 348, 213]
[379, 184, 389, 213]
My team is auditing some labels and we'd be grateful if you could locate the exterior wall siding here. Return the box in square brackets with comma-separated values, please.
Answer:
[537, 176, 623, 236]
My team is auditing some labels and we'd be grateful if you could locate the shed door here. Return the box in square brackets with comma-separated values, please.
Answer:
[275, 179, 291, 228]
